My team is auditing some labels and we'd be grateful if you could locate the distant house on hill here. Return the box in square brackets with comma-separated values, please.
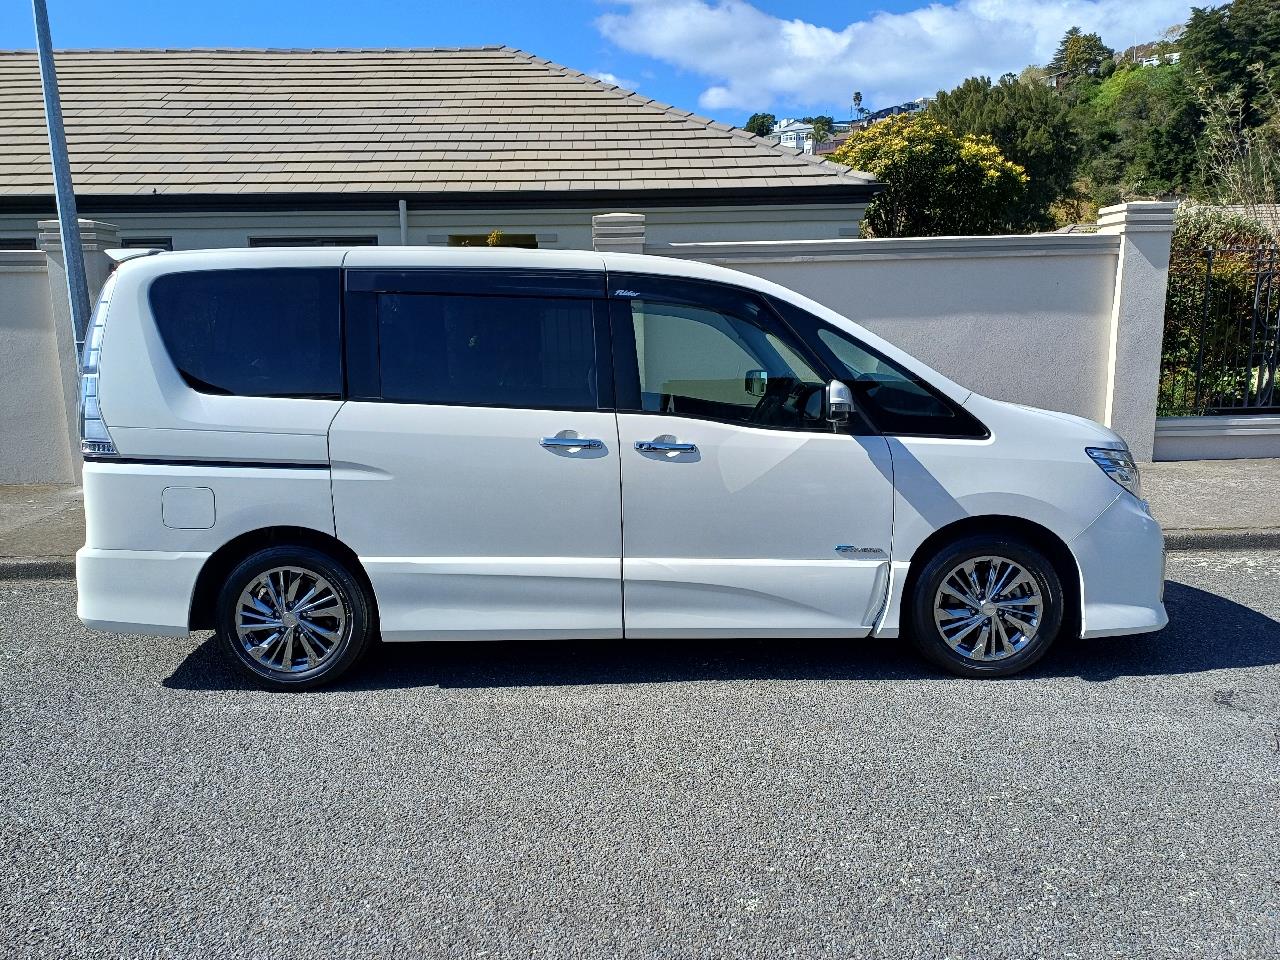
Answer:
[769, 118, 817, 154]
[848, 97, 931, 131]
[1118, 41, 1182, 67]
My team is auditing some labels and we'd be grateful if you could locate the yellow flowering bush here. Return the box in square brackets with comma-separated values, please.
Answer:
[831, 114, 1029, 237]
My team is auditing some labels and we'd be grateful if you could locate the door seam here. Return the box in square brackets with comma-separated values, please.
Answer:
[615, 409, 627, 639]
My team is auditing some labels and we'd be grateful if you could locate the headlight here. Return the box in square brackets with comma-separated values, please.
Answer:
[1086, 446, 1141, 499]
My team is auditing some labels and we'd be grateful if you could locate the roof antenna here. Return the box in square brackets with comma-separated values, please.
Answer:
[32, 0, 91, 354]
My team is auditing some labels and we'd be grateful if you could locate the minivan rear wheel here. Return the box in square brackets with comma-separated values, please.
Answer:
[214, 545, 374, 690]
[909, 535, 1063, 678]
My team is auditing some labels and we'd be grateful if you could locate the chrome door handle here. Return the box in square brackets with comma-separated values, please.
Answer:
[635, 440, 698, 453]
[540, 436, 604, 449]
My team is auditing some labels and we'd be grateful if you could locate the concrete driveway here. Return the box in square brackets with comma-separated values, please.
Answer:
[2, 548, 1278, 959]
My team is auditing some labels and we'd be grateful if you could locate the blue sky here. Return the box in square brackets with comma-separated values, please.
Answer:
[0, 0, 1194, 124]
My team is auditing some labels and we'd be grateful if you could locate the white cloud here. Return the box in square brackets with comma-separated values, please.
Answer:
[596, 0, 1190, 112]
[589, 70, 640, 91]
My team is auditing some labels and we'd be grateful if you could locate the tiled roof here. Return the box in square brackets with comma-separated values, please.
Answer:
[1218, 205, 1280, 237]
[0, 46, 877, 206]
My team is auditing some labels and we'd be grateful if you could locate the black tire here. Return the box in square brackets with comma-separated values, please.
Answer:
[214, 545, 375, 691]
[909, 535, 1063, 678]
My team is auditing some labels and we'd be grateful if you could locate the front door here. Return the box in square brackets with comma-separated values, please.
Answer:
[329, 268, 622, 641]
[609, 274, 894, 638]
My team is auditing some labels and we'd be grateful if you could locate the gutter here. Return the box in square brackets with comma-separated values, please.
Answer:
[0, 182, 885, 217]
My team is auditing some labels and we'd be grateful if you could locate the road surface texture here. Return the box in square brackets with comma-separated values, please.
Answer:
[2, 551, 1278, 959]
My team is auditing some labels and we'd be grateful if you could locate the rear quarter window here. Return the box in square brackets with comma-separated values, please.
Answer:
[148, 268, 342, 398]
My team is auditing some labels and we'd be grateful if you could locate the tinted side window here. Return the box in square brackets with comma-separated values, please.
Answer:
[149, 268, 341, 398]
[378, 294, 597, 410]
[769, 296, 987, 438]
[622, 295, 827, 431]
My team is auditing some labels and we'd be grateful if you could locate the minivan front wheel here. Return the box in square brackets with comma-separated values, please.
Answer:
[214, 546, 374, 690]
[909, 536, 1063, 677]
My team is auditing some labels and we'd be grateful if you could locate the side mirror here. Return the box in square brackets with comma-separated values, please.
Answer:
[824, 379, 853, 422]
[744, 369, 769, 397]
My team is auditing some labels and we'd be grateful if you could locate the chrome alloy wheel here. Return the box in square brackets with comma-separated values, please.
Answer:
[233, 566, 349, 675]
[932, 555, 1044, 662]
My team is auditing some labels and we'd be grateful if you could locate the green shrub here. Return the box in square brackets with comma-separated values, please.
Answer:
[1160, 205, 1277, 415]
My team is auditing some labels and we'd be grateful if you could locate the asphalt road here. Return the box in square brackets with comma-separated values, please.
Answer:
[2, 551, 1278, 959]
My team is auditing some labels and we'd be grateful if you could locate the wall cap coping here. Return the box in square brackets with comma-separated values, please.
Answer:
[1098, 201, 1179, 215]
[592, 212, 646, 226]
[1097, 201, 1177, 234]
[36, 218, 122, 251]
[652, 232, 1119, 263]
[0, 250, 48, 268]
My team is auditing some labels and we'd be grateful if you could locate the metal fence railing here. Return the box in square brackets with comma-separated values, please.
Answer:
[1159, 245, 1280, 417]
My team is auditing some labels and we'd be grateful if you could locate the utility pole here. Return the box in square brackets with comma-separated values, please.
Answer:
[32, 0, 91, 349]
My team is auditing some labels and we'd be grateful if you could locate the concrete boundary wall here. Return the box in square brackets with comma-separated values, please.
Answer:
[0, 250, 72, 483]
[0, 204, 1178, 483]
[1155, 415, 1280, 461]
[0, 219, 119, 484]
[651, 232, 1120, 263]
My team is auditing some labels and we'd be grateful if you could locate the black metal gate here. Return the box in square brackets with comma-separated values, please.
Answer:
[1159, 245, 1280, 416]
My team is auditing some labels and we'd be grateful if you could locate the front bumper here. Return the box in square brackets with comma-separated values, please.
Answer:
[76, 547, 208, 636]
[1070, 493, 1168, 638]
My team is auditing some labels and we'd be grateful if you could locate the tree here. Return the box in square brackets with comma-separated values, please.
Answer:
[830, 114, 1028, 236]
[801, 114, 835, 142]
[1182, 5, 1240, 93]
[1048, 26, 1114, 76]
[1075, 62, 1201, 200]
[1183, 0, 1280, 124]
[1049, 26, 1081, 71]
[930, 74, 1078, 228]
[1195, 64, 1280, 217]
[852, 91, 867, 121]
[1173, 202, 1274, 250]
[743, 112, 776, 137]
[1160, 204, 1276, 415]
[1018, 64, 1049, 85]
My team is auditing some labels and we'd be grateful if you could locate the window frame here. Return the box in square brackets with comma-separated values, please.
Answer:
[606, 272, 877, 436]
[249, 236, 379, 248]
[765, 293, 989, 440]
[447, 234, 539, 249]
[342, 268, 614, 413]
[120, 237, 173, 251]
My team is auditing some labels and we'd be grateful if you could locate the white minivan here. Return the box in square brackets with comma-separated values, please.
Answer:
[77, 247, 1166, 689]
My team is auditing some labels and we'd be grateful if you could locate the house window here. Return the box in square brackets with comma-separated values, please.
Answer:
[120, 237, 173, 251]
[0, 237, 37, 250]
[248, 236, 379, 248]
[447, 234, 538, 249]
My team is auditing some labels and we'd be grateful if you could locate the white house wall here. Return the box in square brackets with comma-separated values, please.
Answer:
[0, 203, 865, 252]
